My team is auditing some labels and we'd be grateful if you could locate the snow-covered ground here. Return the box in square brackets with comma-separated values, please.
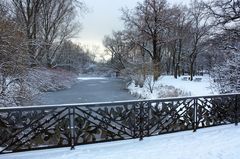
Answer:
[77, 77, 108, 80]
[128, 75, 218, 99]
[1, 67, 78, 107]
[1, 125, 239, 159]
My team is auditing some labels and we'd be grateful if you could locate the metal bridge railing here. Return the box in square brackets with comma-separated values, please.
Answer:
[0, 93, 239, 154]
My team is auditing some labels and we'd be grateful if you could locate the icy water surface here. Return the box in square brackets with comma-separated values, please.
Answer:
[37, 77, 136, 105]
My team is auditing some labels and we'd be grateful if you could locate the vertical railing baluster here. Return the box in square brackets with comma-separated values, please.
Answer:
[235, 95, 238, 126]
[69, 106, 75, 150]
[72, 106, 76, 149]
[193, 98, 197, 132]
[68, 107, 71, 148]
[147, 102, 150, 137]
[133, 103, 136, 138]
[139, 102, 143, 141]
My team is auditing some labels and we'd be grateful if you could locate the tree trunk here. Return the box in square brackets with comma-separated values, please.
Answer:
[174, 65, 178, 79]
[45, 45, 53, 68]
[176, 39, 182, 77]
[153, 58, 161, 81]
[152, 35, 161, 81]
[171, 41, 177, 78]
[189, 47, 198, 81]
[189, 61, 194, 81]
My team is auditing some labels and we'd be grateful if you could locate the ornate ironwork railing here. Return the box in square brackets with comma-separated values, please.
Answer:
[0, 93, 239, 154]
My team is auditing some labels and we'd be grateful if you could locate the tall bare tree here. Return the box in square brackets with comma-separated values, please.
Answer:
[0, 1, 30, 106]
[187, 0, 211, 81]
[103, 31, 135, 72]
[12, 0, 85, 67]
[37, 0, 83, 67]
[122, 0, 174, 81]
[204, 0, 240, 92]
[169, 6, 191, 78]
[12, 0, 43, 65]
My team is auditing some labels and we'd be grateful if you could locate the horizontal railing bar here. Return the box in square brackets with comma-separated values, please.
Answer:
[0, 93, 239, 111]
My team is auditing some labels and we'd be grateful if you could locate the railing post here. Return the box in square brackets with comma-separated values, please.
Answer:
[69, 106, 76, 150]
[147, 102, 150, 137]
[235, 95, 238, 126]
[193, 98, 197, 132]
[133, 104, 137, 138]
[139, 102, 144, 141]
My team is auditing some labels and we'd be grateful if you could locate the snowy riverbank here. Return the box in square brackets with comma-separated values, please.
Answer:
[128, 75, 218, 99]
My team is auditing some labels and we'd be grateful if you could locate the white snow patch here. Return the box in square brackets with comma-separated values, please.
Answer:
[128, 75, 218, 99]
[0, 125, 239, 159]
[159, 75, 217, 96]
[77, 77, 108, 80]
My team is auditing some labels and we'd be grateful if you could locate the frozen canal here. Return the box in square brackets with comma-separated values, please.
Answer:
[37, 77, 137, 105]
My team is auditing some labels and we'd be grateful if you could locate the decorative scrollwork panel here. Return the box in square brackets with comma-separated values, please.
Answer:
[0, 107, 71, 153]
[196, 96, 235, 128]
[74, 103, 136, 144]
[134, 102, 150, 138]
[148, 99, 195, 135]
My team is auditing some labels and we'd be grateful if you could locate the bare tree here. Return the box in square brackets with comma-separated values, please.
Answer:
[50, 40, 95, 74]
[204, 0, 240, 30]
[121, 0, 175, 81]
[204, 0, 240, 92]
[37, 0, 84, 67]
[0, 1, 30, 106]
[168, 5, 191, 78]
[12, 0, 85, 67]
[12, 0, 43, 65]
[103, 31, 134, 72]
[187, 0, 211, 81]
[204, 0, 240, 44]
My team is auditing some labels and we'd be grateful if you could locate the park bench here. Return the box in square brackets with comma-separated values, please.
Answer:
[194, 78, 202, 82]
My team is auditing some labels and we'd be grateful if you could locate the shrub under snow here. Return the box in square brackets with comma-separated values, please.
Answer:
[128, 75, 216, 99]
[0, 67, 77, 107]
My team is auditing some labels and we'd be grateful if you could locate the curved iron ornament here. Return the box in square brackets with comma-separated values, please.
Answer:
[0, 94, 239, 154]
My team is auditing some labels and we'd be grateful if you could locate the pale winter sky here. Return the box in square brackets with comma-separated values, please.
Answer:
[72, 0, 191, 60]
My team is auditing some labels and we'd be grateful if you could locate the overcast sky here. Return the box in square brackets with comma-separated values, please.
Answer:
[72, 0, 191, 59]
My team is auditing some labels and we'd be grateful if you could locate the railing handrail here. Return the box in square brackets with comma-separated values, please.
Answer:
[0, 93, 239, 111]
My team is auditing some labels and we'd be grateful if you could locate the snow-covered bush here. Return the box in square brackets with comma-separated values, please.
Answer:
[0, 67, 77, 107]
[27, 67, 77, 92]
[128, 76, 190, 99]
[212, 52, 240, 93]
